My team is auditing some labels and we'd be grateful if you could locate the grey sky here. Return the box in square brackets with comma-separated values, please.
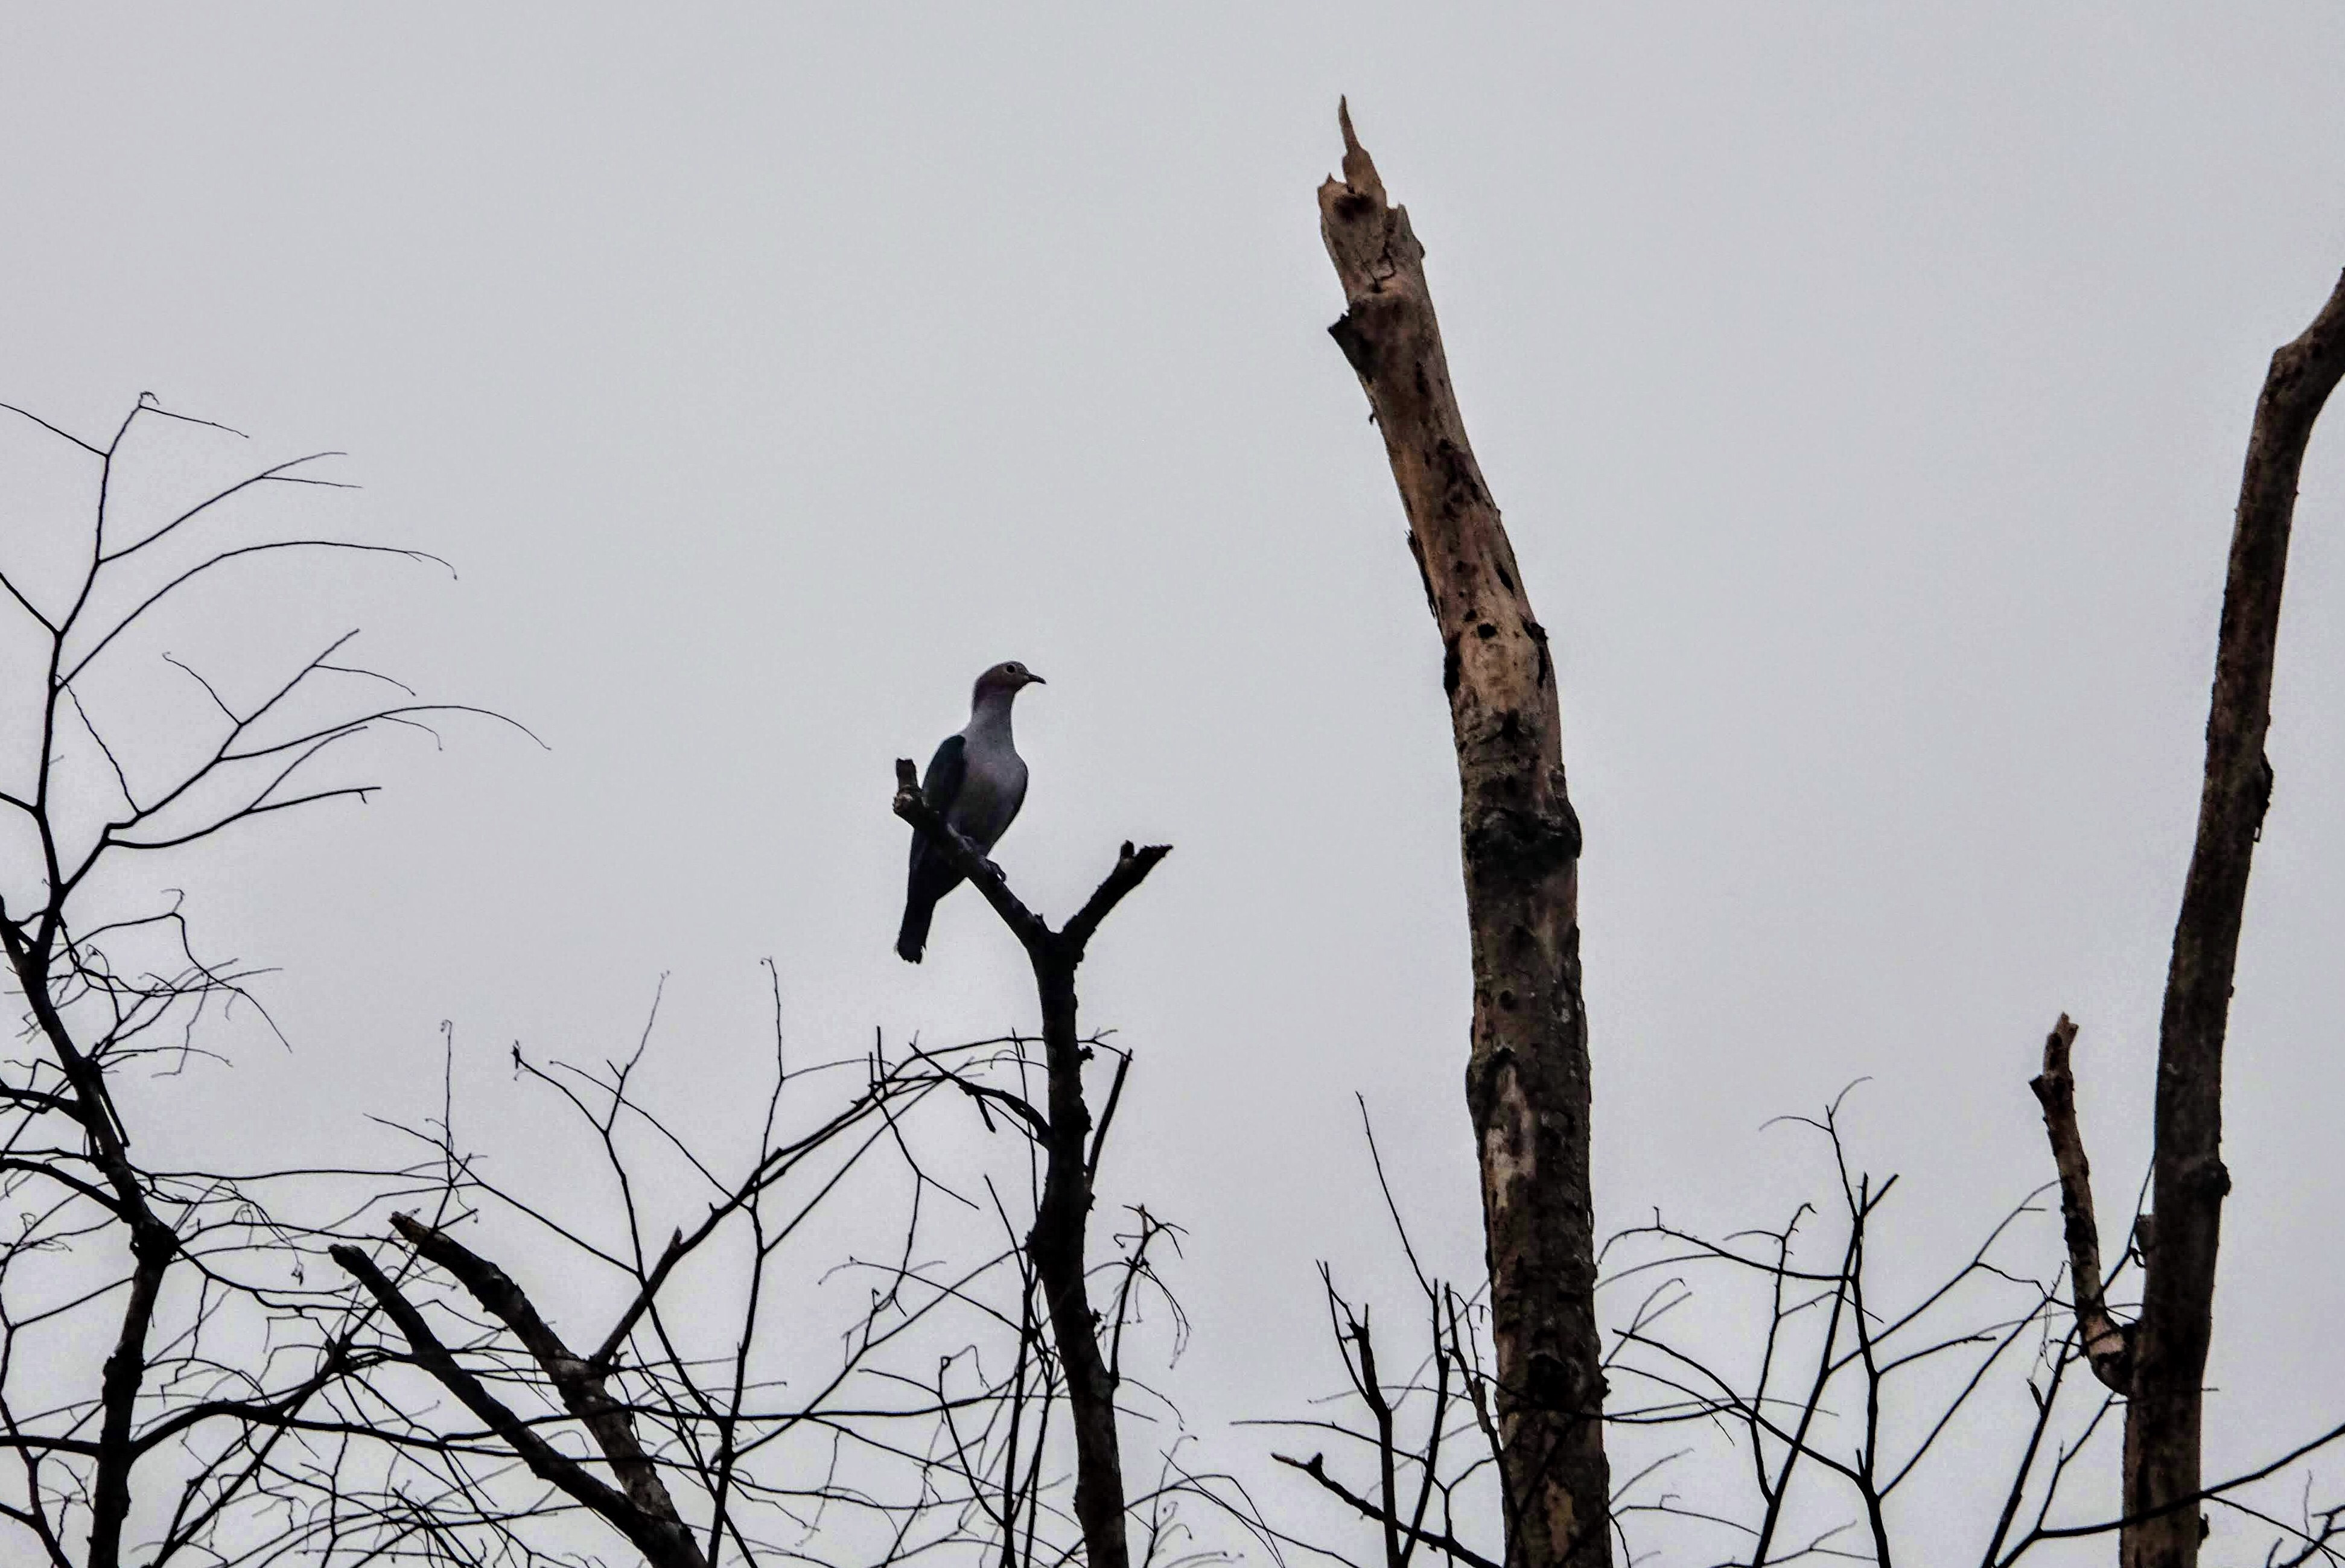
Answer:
[7, 5, 2345, 1558]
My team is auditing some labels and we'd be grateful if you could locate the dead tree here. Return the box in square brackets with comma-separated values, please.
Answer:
[891, 757, 1172, 1568]
[322, 1014, 1102, 1568]
[1316, 106, 1610, 1567]
[0, 395, 505, 1568]
[0, 395, 1195, 1568]
[2032, 269, 2345, 1566]
[1301, 109, 2345, 1568]
[307, 773, 1177, 1568]
[1600, 1102, 2345, 1565]
[289, 790, 1174, 1568]
[1255, 1091, 2345, 1566]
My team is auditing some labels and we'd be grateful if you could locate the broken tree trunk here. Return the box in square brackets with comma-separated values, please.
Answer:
[2118, 268, 2345, 1568]
[1317, 104, 1611, 1568]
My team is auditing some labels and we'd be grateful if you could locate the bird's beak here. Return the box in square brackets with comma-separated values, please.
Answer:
[1025, 671, 1047, 687]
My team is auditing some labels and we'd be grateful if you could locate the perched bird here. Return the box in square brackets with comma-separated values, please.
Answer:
[897, 661, 1046, 962]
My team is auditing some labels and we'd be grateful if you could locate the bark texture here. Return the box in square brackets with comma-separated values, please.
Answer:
[2118, 269, 2345, 1567]
[1317, 104, 1610, 1568]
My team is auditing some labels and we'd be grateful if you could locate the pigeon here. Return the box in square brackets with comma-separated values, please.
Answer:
[896, 661, 1045, 962]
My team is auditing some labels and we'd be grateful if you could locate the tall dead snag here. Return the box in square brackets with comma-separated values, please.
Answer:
[2126, 268, 2345, 1567]
[1317, 105, 1611, 1567]
[893, 759, 1171, 1568]
[2034, 268, 2345, 1567]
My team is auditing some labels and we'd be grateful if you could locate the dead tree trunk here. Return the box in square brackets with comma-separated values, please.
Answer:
[2122, 269, 2345, 1567]
[1316, 105, 1611, 1568]
[2034, 268, 2345, 1567]
[892, 760, 1171, 1568]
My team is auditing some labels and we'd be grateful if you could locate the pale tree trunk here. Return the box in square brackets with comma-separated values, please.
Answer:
[1317, 105, 1611, 1568]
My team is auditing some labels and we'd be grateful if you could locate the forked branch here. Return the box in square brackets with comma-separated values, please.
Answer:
[384, 1213, 695, 1536]
[888, 758, 1174, 1568]
[329, 1242, 710, 1568]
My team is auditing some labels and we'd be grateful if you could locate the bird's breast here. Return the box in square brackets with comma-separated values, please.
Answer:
[947, 742, 1028, 851]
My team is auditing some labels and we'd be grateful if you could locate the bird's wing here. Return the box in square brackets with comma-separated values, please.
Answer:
[909, 733, 967, 868]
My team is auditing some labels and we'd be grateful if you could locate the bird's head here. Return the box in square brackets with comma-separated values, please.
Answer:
[972, 661, 1046, 705]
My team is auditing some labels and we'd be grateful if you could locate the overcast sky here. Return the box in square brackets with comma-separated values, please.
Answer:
[7, 6, 2345, 1561]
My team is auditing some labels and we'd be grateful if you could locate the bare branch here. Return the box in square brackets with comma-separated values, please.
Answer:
[1273, 1452, 1501, 1568]
[382, 1213, 704, 1549]
[329, 1241, 710, 1568]
[62, 540, 453, 685]
[1063, 843, 1174, 956]
[2027, 1016, 2130, 1391]
[97, 452, 354, 567]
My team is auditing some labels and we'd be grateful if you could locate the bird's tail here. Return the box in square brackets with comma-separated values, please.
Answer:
[896, 897, 935, 964]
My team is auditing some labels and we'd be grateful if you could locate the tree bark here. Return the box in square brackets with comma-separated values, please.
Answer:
[1316, 104, 1611, 1568]
[2119, 268, 2345, 1568]
[2029, 1016, 2132, 1391]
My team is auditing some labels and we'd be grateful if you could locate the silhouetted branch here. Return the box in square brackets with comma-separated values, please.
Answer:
[888, 758, 1174, 1568]
[330, 1241, 710, 1568]
[0, 398, 521, 1568]
[1272, 1452, 1501, 1568]
[2028, 1015, 2131, 1390]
